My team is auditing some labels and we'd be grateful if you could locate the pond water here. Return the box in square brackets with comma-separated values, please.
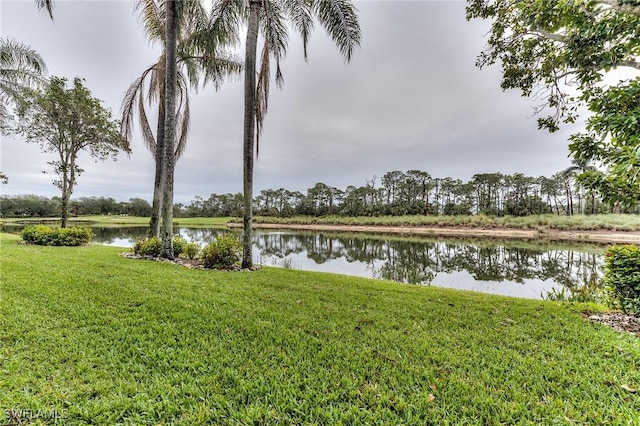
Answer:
[51, 225, 605, 300]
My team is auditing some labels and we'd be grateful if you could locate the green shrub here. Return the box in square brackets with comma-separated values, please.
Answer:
[201, 233, 242, 269]
[173, 235, 200, 259]
[172, 235, 187, 257]
[182, 242, 201, 260]
[20, 225, 92, 246]
[20, 225, 53, 244]
[53, 227, 93, 246]
[603, 245, 640, 315]
[133, 237, 162, 257]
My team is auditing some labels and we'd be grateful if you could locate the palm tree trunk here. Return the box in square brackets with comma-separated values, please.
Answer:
[149, 102, 165, 238]
[160, 0, 177, 258]
[241, 0, 260, 269]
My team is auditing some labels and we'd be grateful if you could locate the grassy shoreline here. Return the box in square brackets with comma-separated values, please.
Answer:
[4, 214, 640, 244]
[0, 215, 234, 227]
[4, 213, 640, 231]
[1, 233, 639, 424]
[243, 214, 640, 232]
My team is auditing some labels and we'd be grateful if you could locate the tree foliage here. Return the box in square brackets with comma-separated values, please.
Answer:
[175, 167, 612, 218]
[604, 245, 640, 315]
[0, 195, 153, 217]
[17, 76, 129, 227]
[466, 0, 640, 207]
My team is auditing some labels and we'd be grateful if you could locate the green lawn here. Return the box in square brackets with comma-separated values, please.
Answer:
[1, 233, 638, 424]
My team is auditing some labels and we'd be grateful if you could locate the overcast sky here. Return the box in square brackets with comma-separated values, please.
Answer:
[0, 0, 584, 204]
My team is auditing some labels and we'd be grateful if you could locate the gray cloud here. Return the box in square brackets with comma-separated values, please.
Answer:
[1, 1, 580, 204]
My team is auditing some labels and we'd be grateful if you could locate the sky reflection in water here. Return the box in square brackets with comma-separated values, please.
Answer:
[82, 226, 605, 300]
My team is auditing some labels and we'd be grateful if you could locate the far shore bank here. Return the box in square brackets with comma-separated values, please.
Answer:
[4, 214, 640, 244]
[227, 222, 640, 245]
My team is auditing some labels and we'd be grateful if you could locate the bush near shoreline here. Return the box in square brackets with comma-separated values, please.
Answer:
[20, 225, 93, 246]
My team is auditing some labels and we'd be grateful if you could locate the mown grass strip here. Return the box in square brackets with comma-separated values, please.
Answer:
[0, 233, 638, 424]
[5, 213, 640, 232]
[246, 214, 640, 232]
[0, 216, 234, 227]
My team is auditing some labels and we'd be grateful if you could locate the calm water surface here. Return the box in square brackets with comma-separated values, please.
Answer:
[82, 226, 604, 300]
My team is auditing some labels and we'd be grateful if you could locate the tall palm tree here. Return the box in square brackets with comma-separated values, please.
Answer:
[123, 0, 240, 239]
[211, 0, 361, 268]
[121, 58, 191, 237]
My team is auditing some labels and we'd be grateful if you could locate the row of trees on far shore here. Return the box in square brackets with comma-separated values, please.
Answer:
[179, 169, 633, 218]
[0, 195, 152, 218]
[4, 167, 635, 219]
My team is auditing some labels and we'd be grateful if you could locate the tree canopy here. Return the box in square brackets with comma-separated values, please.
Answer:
[17, 76, 129, 226]
[466, 0, 640, 207]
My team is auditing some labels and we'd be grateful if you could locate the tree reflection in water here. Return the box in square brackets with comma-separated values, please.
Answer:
[90, 227, 604, 300]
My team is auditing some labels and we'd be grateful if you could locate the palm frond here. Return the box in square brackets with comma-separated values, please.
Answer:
[313, 0, 361, 62]
[119, 63, 155, 140]
[176, 53, 202, 92]
[174, 73, 190, 160]
[264, 2, 288, 87]
[255, 40, 271, 156]
[0, 38, 47, 74]
[120, 55, 195, 159]
[0, 38, 48, 111]
[135, 0, 165, 45]
[147, 58, 164, 105]
[34, 0, 54, 19]
[261, 1, 288, 66]
[178, 0, 207, 42]
[208, 0, 245, 49]
[252, 0, 289, 156]
[197, 49, 243, 90]
[138, 87, 158, 154]
[0, 103, 11, 129]
[283, 0, 314, 60]
[120, 76, 144, 140]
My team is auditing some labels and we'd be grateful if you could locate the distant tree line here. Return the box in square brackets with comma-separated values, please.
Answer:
[1, 195, 152, 218]
[4, 168, 635, 220]
[180, 169, 630, 218]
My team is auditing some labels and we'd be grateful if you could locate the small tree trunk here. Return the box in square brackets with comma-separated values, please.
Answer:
[241, 1, 260, 269]
[61, 182, 69, 228]
[60, 162, 74, 228]
[160, 0, 177, 259]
